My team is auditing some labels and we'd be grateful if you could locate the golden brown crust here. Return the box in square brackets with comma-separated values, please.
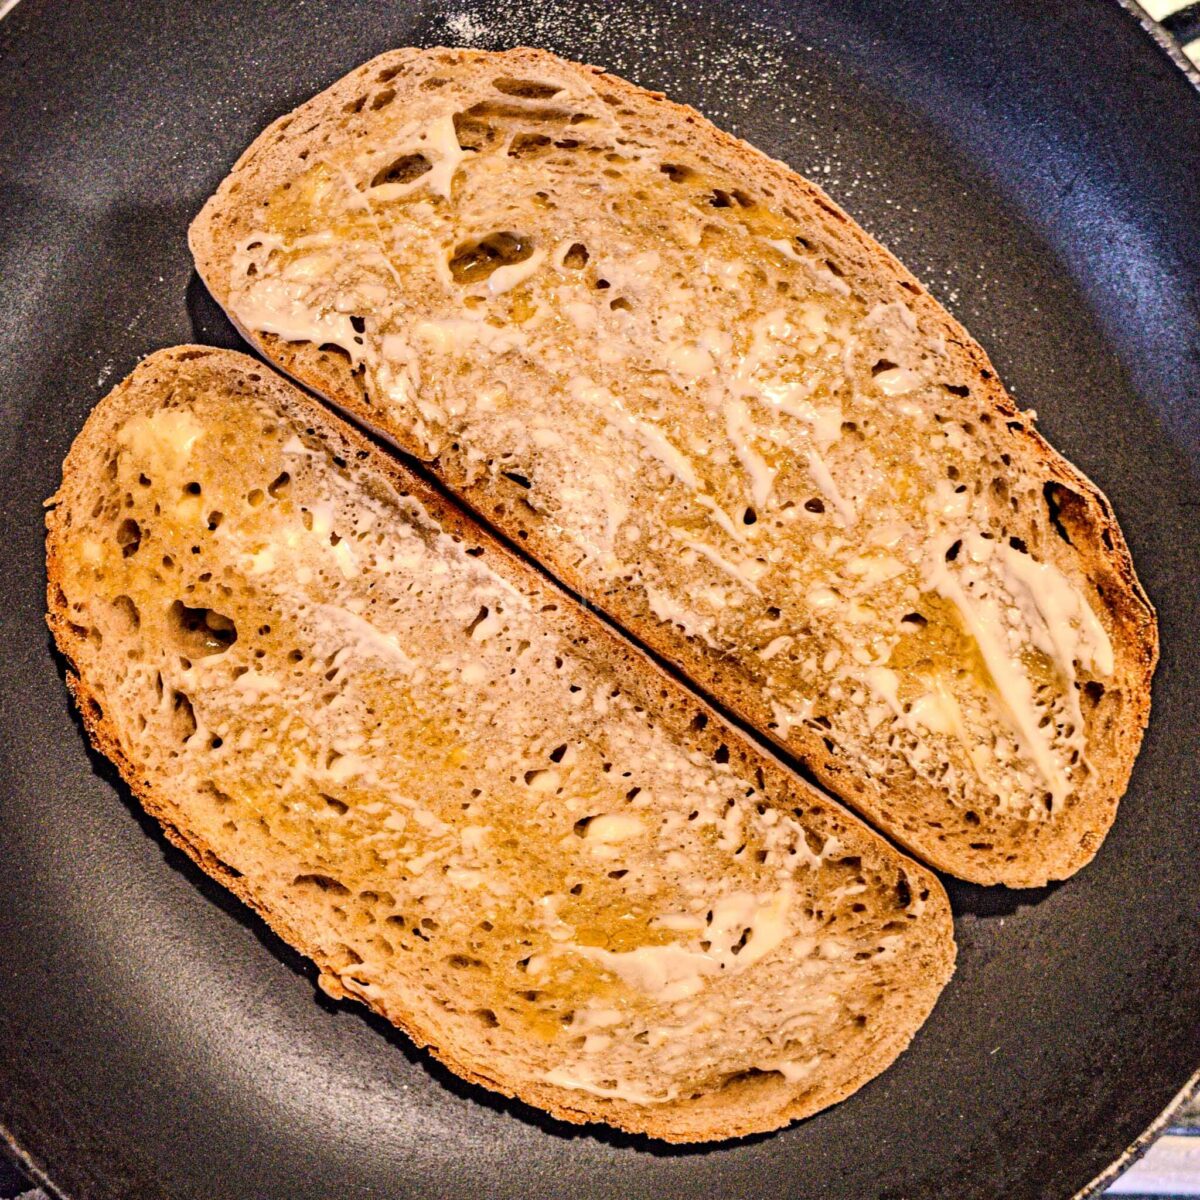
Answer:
[189, 47, 1157, 888]
[46, 345, 955, 1143]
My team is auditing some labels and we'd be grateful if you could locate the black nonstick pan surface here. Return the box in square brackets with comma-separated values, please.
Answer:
[1, 1, 1198, 1197]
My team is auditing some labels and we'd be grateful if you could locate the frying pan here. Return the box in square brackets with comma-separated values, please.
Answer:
[1, 1, 1198, 1197]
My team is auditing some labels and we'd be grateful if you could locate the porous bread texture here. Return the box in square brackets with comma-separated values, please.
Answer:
[190, 47, 1158, 888]
[46, 346, 955, 1142]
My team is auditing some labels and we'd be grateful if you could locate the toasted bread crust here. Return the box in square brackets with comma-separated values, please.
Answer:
[190, 47, 1157, 887]
[46, 345, 954, 1142]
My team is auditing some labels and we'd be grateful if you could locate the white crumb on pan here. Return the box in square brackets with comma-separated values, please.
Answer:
[429, 2, 980, 313]
[444, 11, 487, 42]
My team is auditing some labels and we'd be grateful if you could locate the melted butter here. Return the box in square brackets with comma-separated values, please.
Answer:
[542, 1069, 679, 1105]
[888, 592, 990, 686]
[236, 276, 363, 362]
[118, 410, 204, 469]
[998, 542, 1114, 678]
[582, 813, 645, 843]
[569, 376, 702, 491]
[562, 886, 793, 1003]
[487, 247, 548, 296]
[927, 541, 1071, 808]
[723, 396, 776, 509]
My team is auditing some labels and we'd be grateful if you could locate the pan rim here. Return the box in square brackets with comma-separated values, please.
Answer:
[1113, 0, 1200, 93]
[0, 1117, 65, 1200]
[1069, 1, 1200, 1193]
[1073, 1069, 1200, 1199]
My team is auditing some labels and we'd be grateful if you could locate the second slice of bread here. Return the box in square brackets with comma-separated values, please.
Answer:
[46, 346, 954, 1142]
[191, 47, 1158, 886]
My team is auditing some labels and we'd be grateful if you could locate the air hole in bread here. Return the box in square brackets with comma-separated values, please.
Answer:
[449, 232, 534, 284]
[492, 76, 564, 99]
[804, 498, 825, 514]
[320, 793, 349, 815]
[370, 87, 396, 110]
[318, 343, 352, 365]
[371, 152, 431, 188]
[292, 872, 351, 895]
[465, 606, 489, 636]
[502, 471, 532, 489]
[508, 132, 553, 158]
[199, 780, 233, 806]
[206, 510, 224, 531]
[168, 601, 238, 657]
[609, 297, 632, 311]
[1043, 482, 1077, 546]
[449, 954, 487, 970]
[713, 743, 730, 764]
[561, 242, 589, 270]
[452, 113, 498, 151]
[170, 690, 197, 742]
[267, 471, 291, 499]
[659, 162, 695, 183]
[473, 1007, 500, 1028]
[421, 76, 448, 90]
[111, 594, 140, 632]
[466, 99, 571, 123]
[116, 517, 142, 557]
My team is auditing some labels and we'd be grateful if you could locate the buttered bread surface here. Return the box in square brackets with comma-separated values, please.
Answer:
[193, 47, 1157, 887]
[46, 348, 954, 1141]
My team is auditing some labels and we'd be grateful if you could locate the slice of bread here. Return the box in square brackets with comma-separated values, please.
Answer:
[46, 346, 954, 1142]
[190, 46, 1158, 887]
